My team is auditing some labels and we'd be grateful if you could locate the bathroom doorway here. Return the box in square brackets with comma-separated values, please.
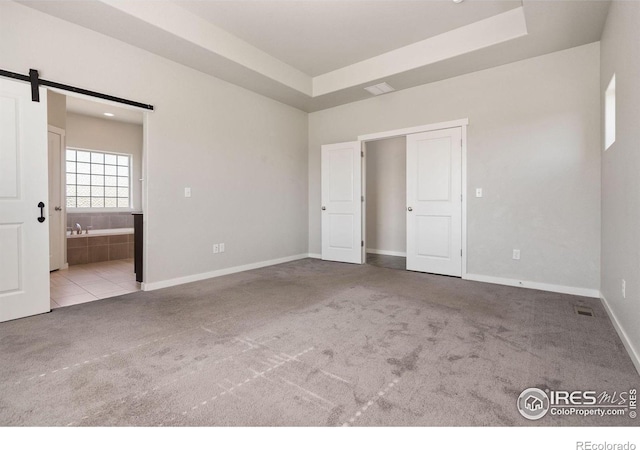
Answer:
[47, 91, 145, 309]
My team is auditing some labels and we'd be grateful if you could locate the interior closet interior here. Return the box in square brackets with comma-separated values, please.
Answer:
[365, 136, 407, 271]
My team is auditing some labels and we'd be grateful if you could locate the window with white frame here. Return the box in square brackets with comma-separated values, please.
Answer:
[605, 74, 616, 151]
[66, 148, 131, 209]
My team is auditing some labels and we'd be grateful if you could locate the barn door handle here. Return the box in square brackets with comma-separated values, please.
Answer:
[37, 202, 46, 223]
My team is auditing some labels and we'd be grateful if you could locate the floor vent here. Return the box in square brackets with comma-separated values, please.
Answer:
[574, 306, 594, 317]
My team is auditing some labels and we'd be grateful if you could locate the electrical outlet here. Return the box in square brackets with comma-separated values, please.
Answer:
[512, 249, 521, 260]
[184, 187, 191, 198]
[622, 279, 626, 299]
[476, 188, 483, 198]
[213, 244, 219, 254]
[219, 243, 225, 253]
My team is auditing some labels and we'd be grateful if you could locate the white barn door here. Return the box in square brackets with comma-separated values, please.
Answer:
[0, 79, 50, 322]
[406, 128, 462, 276]
[321, 141, 362, 264]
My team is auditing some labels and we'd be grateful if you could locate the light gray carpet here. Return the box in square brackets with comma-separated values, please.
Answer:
[0, 258, 637, 426]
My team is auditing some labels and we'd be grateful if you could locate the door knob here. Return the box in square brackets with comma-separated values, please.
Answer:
[321, 206, 326, 210]
[54, 206, 62, 211]
[407, 207, 413, 211]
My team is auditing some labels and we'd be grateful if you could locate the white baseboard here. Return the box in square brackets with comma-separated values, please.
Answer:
[307, 253, 322, 259]
[600, 294, 640, 375]
[366, 248, 407, 257]
[143, 253, 310, 291]
[463, 273, 600, 298]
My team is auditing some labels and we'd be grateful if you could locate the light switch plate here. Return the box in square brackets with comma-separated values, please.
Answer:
[184, 187, 191, 198]
[512, 249, 520, 260]
[476, 188, 483, 198]
[213, 244, 219, 254]
[219, 243, 225, 253]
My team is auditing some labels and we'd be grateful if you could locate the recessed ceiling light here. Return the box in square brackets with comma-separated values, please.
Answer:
[453, 0, 464, 3]
[364, 82, 395, 96]
[103, 112, 114, 117]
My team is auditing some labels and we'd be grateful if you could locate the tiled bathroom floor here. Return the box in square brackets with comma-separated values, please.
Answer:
[49, 259, 140, 309]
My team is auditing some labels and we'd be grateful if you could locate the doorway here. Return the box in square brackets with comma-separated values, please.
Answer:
[364, 136, 407, 271]
[47, 91, 145, 309]
[0, 72, 152, 323]
[321, 119, 468, 278]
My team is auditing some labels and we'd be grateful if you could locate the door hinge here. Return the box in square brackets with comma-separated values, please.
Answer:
[361, 195, 364, 202]
[361, 241, 364, 247]
[361, 151, 364, 157]
[460, 249, 463, 256]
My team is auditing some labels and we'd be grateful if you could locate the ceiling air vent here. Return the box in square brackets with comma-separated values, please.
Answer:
[364, 82, 395, 96]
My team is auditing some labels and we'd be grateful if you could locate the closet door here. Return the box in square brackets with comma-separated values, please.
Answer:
[321, 141, 362, 264]
[406, 128, 462, 276]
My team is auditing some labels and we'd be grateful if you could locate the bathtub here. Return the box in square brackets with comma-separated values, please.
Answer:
[68, 227, 134, 238]
[67, 228, 135, 265]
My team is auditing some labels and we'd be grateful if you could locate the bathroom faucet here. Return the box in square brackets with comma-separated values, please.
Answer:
[75, 223, 82, 235]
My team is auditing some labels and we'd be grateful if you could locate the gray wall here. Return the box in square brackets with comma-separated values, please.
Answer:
[66, 112, 143, 211]
[365, 137, 406, 255]
[309, 43, 601, 291]
[600, 1, 640, 366]
[0, 2, 309, 286]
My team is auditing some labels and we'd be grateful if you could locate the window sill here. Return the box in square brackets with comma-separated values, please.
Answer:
[66, 208, 136, 214]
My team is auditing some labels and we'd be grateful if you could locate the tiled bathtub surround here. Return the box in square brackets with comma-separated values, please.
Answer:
[68, 233, 134, 265]
[67, 212, 137, 231]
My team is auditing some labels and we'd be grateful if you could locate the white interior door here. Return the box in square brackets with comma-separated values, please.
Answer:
[406, 128, 462, 276]
[0, 79, 50, 322]
[321, 141, 362, 264]
[48, 128, 64, 271]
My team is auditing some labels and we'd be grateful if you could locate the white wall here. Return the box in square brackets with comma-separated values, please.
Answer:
[310, 43, 601, 293]
[600, 0, 640, 370]
[0, 2, 309, 286]
[365, 137, 406, 255]
[66, 113, 143, 210]
[47, 91, 66, 130]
